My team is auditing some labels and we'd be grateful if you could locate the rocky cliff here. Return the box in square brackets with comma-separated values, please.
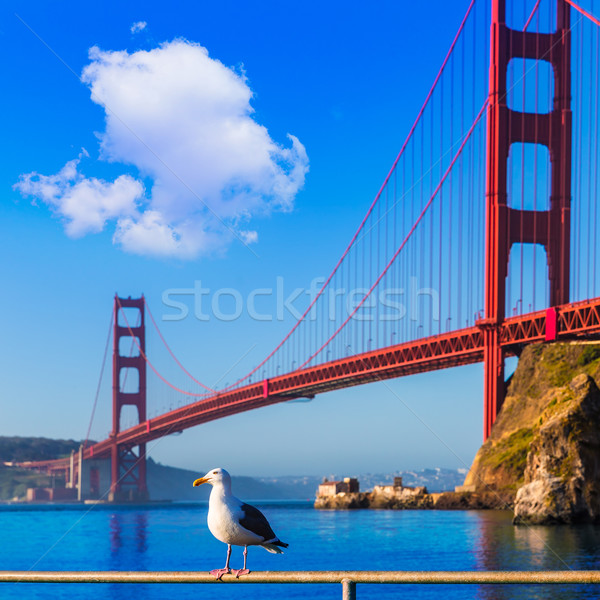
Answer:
[513, 372, 600, 524]
[462, 342, 600, 523]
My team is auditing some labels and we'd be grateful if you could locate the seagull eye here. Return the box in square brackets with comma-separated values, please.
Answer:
[213, 471, 218, 474]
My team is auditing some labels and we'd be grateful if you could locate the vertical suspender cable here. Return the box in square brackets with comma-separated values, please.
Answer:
[448, 51, 454, 331]
[437, 94, 441, 333]
[594, 17, 599, 296]
[518, 0, 524, 313]
[587, 13, 594, 299]
[83, 311, 114, 449]
[576, 13, 581, 299]
[532, 8, 539, 312]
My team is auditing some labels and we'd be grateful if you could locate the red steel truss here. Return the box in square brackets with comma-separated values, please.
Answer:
[85, 296, 600, 454]
[23, 295, 600, 477]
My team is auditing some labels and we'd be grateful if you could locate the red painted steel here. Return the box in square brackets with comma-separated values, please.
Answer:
[19, 296, 600, 479]
[87, 296, 600, 457]
[546, 308, 558, 341]
[22, 296, 600, 477]
[110, 296, 148, 502]
[564, 0, 600, 26]
[484, 0, 571, 439]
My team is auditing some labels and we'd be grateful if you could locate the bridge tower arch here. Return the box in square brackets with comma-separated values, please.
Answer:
[109, 295, 149, 502]
[483, 0, 572, 438]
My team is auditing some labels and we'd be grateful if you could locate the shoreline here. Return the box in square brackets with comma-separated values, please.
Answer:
[314, 490, 516, 511]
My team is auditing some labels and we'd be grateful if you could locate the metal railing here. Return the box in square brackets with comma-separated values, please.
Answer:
[2, 571, 600, 599]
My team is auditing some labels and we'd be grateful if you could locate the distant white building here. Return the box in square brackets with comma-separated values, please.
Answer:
[317, 477, 359, 497]
[372, 476, 427, 498]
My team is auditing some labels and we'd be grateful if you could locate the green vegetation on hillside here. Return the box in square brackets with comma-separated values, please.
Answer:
[473, 427, 534, 490]
[0, 436, 86, 462]
[0, 436, 84, 501]
[464, 342, 600, 493]
[0, 467, 60, 500]
[510, 343, 600, 400]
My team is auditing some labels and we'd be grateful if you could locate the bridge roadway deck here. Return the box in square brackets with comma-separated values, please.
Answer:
[21, 296, 600, 471]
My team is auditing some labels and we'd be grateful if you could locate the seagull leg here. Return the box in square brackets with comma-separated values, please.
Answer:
[210, 544, 232, 580]
[233, 546, 251, 578]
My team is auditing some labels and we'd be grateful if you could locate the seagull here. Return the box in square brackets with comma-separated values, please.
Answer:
[193, 467, 288, 579]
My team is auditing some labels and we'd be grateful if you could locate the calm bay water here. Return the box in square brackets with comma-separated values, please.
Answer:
[1, 501, 600, 599]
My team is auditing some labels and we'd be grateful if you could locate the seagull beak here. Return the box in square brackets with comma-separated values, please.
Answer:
[193, 477, 210, 487]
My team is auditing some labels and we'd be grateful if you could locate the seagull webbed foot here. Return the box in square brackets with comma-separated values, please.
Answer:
[209, 568, 231, 580]
[233, 568, 251, 578]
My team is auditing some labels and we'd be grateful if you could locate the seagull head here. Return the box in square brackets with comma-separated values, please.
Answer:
[193, 467, 231, 488]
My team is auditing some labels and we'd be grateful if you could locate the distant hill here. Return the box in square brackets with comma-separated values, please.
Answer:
[0, 466, 53, 501]
[148, 462, 317, 501]
[149, 466, 465, 500]
[0, 436, 87, 500]
[0, 436, 465, 501]
[297, 469, 466, 494]
[0, 436, 86, 463]
[355, 468, 467, 493]
[0, 437, 317, 501]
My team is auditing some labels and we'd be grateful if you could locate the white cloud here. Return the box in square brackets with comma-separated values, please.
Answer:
[16, 39, 309, 259]
[130, 21, 147, 34]
[13, 155, 143, 238]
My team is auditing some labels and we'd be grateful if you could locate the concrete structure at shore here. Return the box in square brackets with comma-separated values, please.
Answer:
[315, 475, 429, 509]
[371, 476, 427, 499]
[317, 477, 359, 497]
[25, 456, 111, 503]
[317, 476, 427, 500]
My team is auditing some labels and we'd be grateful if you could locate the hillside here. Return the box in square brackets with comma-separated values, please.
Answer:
[0, 436, 465, 501]
[148, 461, 317, 501]
[461, 342, 600, 523]
[0, 436, 85, 463]
[0, 436, 318, 501]
[0, 436, 86, 500]
[463, 343, 600, 492]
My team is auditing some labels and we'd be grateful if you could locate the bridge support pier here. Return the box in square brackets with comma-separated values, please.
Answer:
[482, 326, 505, 439]
[109, 295, 149, 502]
[483, 0, 571, 438]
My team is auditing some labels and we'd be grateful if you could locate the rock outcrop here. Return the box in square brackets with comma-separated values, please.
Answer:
[314, 492, 370, 509]
[370, 485, 432, 509]
[433, 490, 514, 510]
[313, 343, 600, 519]
[513, 373, 600, 524]
[460, 342, 600, 522]
[315, 484, 431, 509]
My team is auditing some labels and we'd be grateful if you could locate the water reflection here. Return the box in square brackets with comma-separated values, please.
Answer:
[109, 513, 122, 553]
[513, 524, 569, 568]
[473, 511, 514, 600]
[110, 511, 148, 555]
[472, 510, 600, 600]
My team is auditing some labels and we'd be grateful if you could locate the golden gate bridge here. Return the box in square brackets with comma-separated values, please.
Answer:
[19, 0, 600, 501]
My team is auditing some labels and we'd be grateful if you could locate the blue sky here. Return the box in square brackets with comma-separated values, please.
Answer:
[0, 0, 490, 477]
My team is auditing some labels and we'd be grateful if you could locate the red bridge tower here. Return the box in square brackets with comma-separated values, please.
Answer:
[110, 295, 149, 501]
[483, 0, 571, 438]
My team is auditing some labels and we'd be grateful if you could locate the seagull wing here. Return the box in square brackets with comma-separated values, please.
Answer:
[239, 503, 280, 542]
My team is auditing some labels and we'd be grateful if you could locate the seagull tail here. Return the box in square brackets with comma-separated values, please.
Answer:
[261, 539, 288, 554]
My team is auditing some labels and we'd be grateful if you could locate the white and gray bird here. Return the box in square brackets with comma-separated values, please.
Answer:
[193, 467, 288, 579]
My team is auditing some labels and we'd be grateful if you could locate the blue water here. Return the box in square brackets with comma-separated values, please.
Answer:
[1, 502, 600, 599]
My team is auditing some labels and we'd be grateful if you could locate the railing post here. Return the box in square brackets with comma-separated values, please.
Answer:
[342, 578, 356, 600]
